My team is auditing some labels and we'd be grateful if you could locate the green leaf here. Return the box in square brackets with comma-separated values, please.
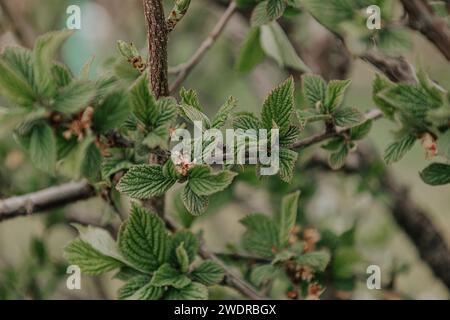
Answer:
[93, 91, 130, 133]
[212, 96, 237, 129]
[1, 47, 35, 86]
[52, 63, 73, 87]
[117, 164, 177, 199]
[384, 134, 416, 165]
[187, 166, 237, 196]
[328, 144, 349, 170]
[296, 251, 331, 272]
[241, 214, 279, 258]
[236, 28, 265, 73]
[251, 1, 272, 27]
[297, 108, 331, 128]
[420, 163, 450, 186]
[324, 79, 351, 113]
[143, 125, 170, 149]
[151, 263, 191, 289]
[180, 87, 202, 110]
[118, 275, 164, 300]
[302, 74, 327, 108]
[250, 264, 278, 286]
[349, 120, 372, 140]
[165, 282, 208, 300]
[118, 204, 169, 272]
[333, 107, 363, 127]
[280, 125, 299, 147]
[29, 122, 56, 173]
[261, 77, 295, 133]
[130, 73, 158, 127]
[299, 0, 354, 31]
[79, 56, 94, 80]
[169, 231, 199, 267]
[81, 143, 102, 181]
[373, 74, 395, 118]
[278, 191, 300, 247]
[0, 57, 36, 106]
[266, 0, 286, 20]
[278, 148, 298, 182]
[182, 184, 209, 216]
[64, 239, 123, 276]
[233, 112, 261, 131]
[175, 243, 190, 273]
[179, 103, 211, 128]
[0, 107, 46, 138]
[260, 22, 311, 72]
[155, 97, 178, 127]
[191, 261, 224, 286]
[52, 80, 96, 114]
[33, 30, 75, 97]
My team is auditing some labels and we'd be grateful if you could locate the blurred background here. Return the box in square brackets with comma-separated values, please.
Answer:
[0, 0, 449, 299]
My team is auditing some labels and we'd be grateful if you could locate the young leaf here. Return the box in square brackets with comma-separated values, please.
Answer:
[302, 74, 327, 108]
[92, 91, 131, 133]
[150, 263, 191, 289]
[278, 191, 300, 247]
[296, 251, 331, 272]
[130, 73, 158, 127]
[329, 144, 349, 170]
[64, 239, 123, 276]
[118, 205, 169, 272]
[29, 122, 56, 173]
[250, 264, 278, 286]
[80, 143, 102, 182]
[261, 77, 295, 133]
[266, 0, 286, 20]
[233, 112, 261, 131]
[169, 231, 199, 267]
[420, 163, 450, 186]
[1, 47, 35, 86]
[324, 79, 351, 113]
[180, 87, 202, 110]
[119, 275, 164, 300]
[52, 63, 73, 88]
[349, 120, 372, 140]
[260, 22, 311, 72]
[181, 185, 209, 216]
[236, 28, 265, 73]
[165, 282, 208, 300]
[179, 103, 211, 129]
[384, 134, 416, 165]
[175, 243, 190, 273]
[187, 166, 237, 196]
[117, 164, 177, 199]
[191, 261, 224, 286]
[333, 107, 363, 127]
[373, 74, 396, 118]
[212, 96, 237, 129]
[278, 148, 298, 182]
[241, 214, 279, 258]
[155, 97, 178, 127]
[52, 80, 96, 114]
[0, 57, 36, 106]
[251, 1, 272, 27]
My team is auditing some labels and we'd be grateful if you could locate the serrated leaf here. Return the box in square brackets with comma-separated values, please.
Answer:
[324, 79, 351, 113]
[33, 30, 75, 97]
[156, 97, 177, 127]
[118, 204, 169, 272]
[278, 148, 298, 182]
[29, 122, 56, 173]
[236, 28, 265, 73]
[260, 22, 311, 72]
[261, 77, 295, 134]
[79, 56, 94, 80]
[180, 87, 202, 110]
[1, 47, 35, 86]
[143, 125, 169, 149]
[151, 263, 191, 289]
[278, 191, 300, 247]
[322, 137, 344, 151]
[302, 74, 327, 108]
[191, 261, 224, 286]
[0, 57, 36, 106]
[117, 164, 177, 199]
[0, 107, 46, 138]
[187, 166, 237, 196]
[250, 264, 278, 286]
[420, 163, 450, 186]
[329, 144, 349, 170]
[182, 184, 209, 216]
[280, 125, 299, 147]
[349, 120, 372, 140]
[241, 214, 279, 258]
[92, 91, 131, 133]
[251, 1, 272, 27]
[165, 282, 208, 300]
[266, 0, 286, 20]
[81, 142, 102, 181]
[52, 80, 96, 114]
[384, 134, 416, 165]
[119, 275, 164, 300]
[64, 239, 123, 276]
[233, 112, 261, 131]
[212, 96, 237, 129]
[333, 107, 363, 127]
[179, 103, 211, 129]
[130, 73, 158, 127]
[373, 74, 395, 118]
[175, 243, 190, 273]
[52, 63, 73, 88]
[296, 251, 331, 272]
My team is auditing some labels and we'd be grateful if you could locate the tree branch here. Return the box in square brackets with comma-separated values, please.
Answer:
[401, 0, 450, 61]
[169, 1, 237, 94]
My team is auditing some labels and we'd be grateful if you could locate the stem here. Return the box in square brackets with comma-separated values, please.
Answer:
[169, 1, 237, 94]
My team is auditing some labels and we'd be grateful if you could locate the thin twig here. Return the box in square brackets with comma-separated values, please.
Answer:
[169, 1, 237, 94]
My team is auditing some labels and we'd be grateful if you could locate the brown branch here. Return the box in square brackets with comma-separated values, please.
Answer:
[360, 52, 417, 84]
[401, 0, 450, 61]
[0, 181, 95, 221]
[169, 1, 237, 94]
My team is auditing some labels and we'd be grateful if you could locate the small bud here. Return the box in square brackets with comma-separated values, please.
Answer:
[420, 132, 438, 160]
